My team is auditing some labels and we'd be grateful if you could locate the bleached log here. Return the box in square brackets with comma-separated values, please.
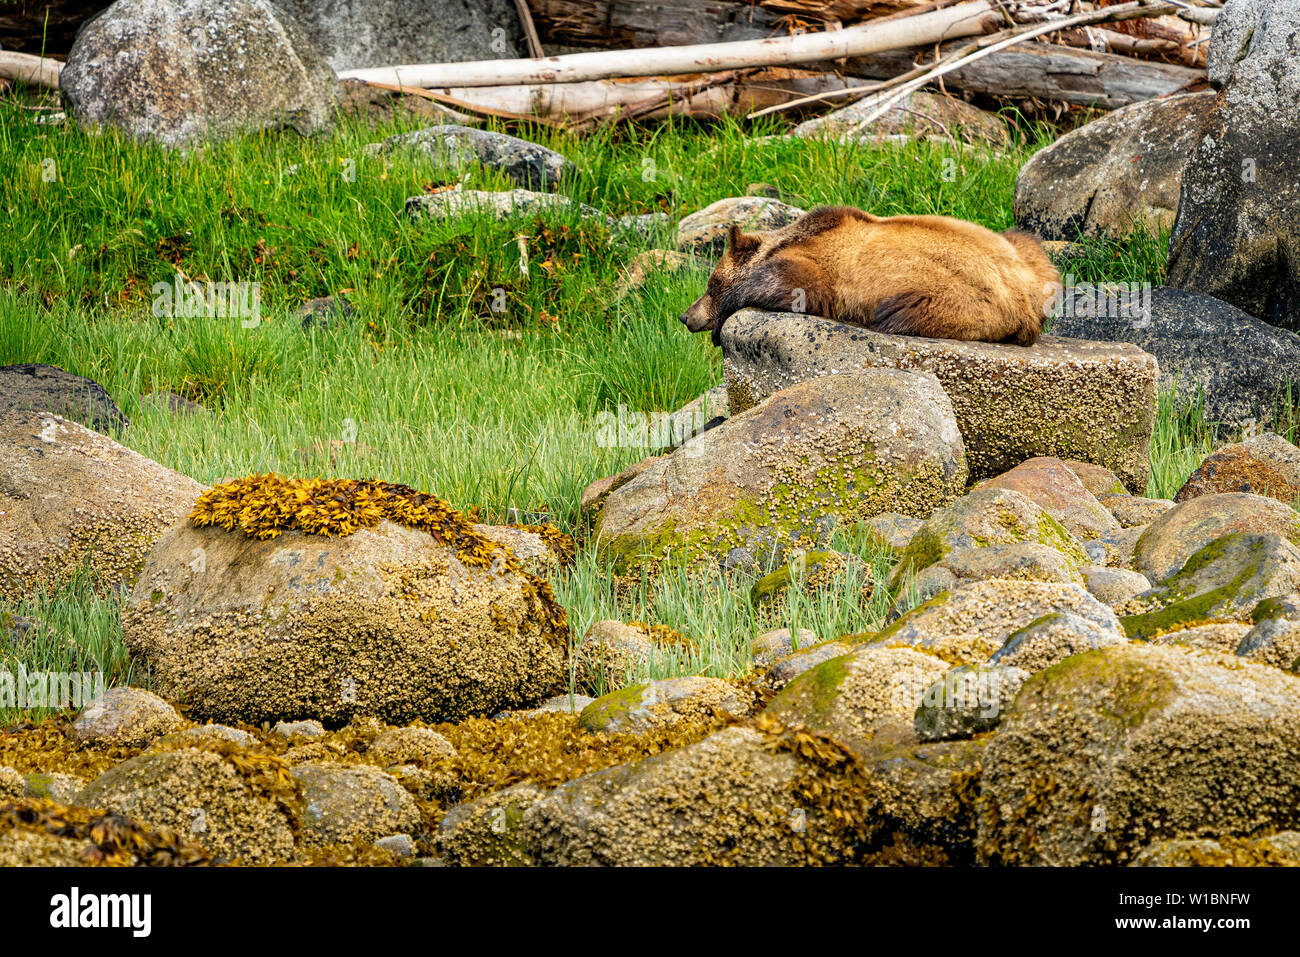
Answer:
[0, 51, 62, 90]
[338, 1, 1006, 88]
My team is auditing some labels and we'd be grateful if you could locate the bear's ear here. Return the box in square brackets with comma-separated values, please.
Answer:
[727, 225, 760, 260]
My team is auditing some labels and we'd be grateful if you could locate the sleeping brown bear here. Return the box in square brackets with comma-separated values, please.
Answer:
[680, 205, 1060, 347]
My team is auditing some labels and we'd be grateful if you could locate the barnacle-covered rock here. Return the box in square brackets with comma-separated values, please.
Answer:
[1175, 432, 1300, 504]
[889, 487, 1087, 591]
[1081, 565, 1151, 605]
[914, 664, 1029, 741]
[874, 579, 1121, 666]
[0, 410, 204, 600]
[762, 645, 949, 753]
[751, 627, 818, 667]
[438, 782, 547, 867]
[978, 644, 1300, 865]
[522, 721, 870, 866]
[573, 620, 656, 694]
[749, 550, 871, 607]
[290, 762, 420, 847]
[0, 766, 22, 800]
[1132, 832, 1300, 867]
[1098, 493, 1173, 528]
[1149, 621, 1253, 654]
[0, 799, 209, 866]
[76, 748, 297, 864]
[122, 474, 568, 725]
[597, 369, 967, 574]
[989, 610, 1126, 674]
[70, 688, 182, 749]
[1237, 594, 1300, 671]
[23, 772, 88, 804]
[722, 309, 1157, 491]
[1133, 492, 1300, 583]
[577, 677, 751, 734]
[981, 457, 1120, 541]
[759, 639, 858, 692]
[367, 727, 456, 766]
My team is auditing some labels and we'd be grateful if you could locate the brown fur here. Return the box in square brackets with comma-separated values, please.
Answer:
[679, 206, 1061, 348]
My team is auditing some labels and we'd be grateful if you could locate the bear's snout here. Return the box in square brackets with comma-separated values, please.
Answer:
[680, 296, 714, 332]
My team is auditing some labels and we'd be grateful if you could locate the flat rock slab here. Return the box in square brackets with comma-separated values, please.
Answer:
[721, 309, 1157, 492]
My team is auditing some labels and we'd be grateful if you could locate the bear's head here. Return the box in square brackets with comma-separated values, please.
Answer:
[680, 225, 762, 342]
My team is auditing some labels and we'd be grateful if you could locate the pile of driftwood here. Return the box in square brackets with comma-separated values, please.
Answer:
[0, 0, 1219, 129]
[339, 0, 1218, 128]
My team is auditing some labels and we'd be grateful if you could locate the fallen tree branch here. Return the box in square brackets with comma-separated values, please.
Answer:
[338, 0, 1007, 88]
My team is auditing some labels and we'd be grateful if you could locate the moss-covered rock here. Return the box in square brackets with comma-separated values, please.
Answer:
[1121, 532, 1300, 639]
[577, 677, 751, 734]
[1133, 492, 1300, 583]
[1237, 593, 1300, 671]
[981, 456, 1120, 540]
[122, 476, 567, 726]
[749, 550, 869, 606]
[758, 639, 859, 692]
[596, 369, 967, 573]
[763, 645, 949, 753]
[721, 309, 1158, 491]
[875, 579, 1120, 666]
[914, 664, 1029, 741]
[889, 487, 1087, 590]
[76, 748, 297, 864]
[0, 410, 204, 600]
[978, 644, 1300, 865]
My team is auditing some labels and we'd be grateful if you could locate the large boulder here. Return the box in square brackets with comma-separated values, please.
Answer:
[0, 364, 127, 434]
[61, 0, 337, 148]
[1132, 492, 1300, 583]
[722, 309, 1157, 491]
[121, 476, 568, 725]
[1053, 285, 1300, 428]
[979, 644, 1300, 865]
[1176, 432, 1300, 504]
[1014, 92, 1215, 240]
[1165, 0, 1300, 330]
[0, 410, 204, 600]
[280, 0, 525, 71]
[595, 369, 967, 573]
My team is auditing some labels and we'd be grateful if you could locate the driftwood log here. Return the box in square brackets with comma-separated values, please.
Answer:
[845, 40, 1204, 109]
[338, 1, 1007, 88]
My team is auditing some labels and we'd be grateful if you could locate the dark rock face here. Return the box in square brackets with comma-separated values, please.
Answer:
[1014, 92, 1215, 241]
[61, 0, 338, 148]
[1052, 286, 1300, 428]
[277, 0, 524, 71]
[0, 363, 127, 433]
[1165, 0, 1300, 329]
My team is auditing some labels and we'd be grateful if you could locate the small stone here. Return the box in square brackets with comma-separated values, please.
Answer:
[1098, 493, 1174, 528]
[368, 727, 455, 765]
[915, 664, 1030, 741]
[374, 833, 415, 858]
[273, 719, 326, 741]
[291, 763, 421, 847]
[71, 688, 182, 749]
[23, 772, 86, 804]
[577, 677, 750, 734]
[751, 628, 818, 667]
[989, 610, 1127, 674]
[171, 724, 257, 747]
[1081, 566, 1151, 605]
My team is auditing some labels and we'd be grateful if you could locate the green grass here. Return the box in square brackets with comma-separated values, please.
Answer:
[0, 95, 1209, 720]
